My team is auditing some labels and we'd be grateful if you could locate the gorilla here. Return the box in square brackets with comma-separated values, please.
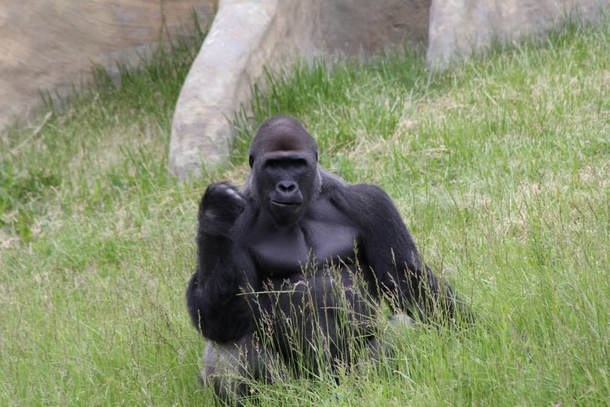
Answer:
[186, 115, 470, 404]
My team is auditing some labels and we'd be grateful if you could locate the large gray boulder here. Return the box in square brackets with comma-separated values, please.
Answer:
[0, 0, 216, 133]
[169, 0, 323, 179]
[427, 0, 610, 68]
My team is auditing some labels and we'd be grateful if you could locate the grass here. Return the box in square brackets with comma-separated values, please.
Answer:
[1, 17, 610, 406]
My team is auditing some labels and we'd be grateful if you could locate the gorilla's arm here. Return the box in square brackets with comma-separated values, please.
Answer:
[186, 183, 259, 343]
[337, 183, 462, 322]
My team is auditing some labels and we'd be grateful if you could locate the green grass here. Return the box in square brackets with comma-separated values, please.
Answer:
[2, 18, 610, 406]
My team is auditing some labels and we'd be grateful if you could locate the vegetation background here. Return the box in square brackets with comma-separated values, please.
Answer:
[1, 17, 609, 406]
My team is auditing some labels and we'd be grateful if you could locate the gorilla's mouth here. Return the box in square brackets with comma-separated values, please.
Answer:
[271, 200, 301, 208]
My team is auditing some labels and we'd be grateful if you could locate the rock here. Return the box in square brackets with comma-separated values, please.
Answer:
[320, 0, 431, 55]
[0, 0, 216, 133]
[427, 0, 610, 69]
[169, 0, 323, 179]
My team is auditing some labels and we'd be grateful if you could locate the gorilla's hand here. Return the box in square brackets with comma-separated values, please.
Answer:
[198, 182, 246, 236]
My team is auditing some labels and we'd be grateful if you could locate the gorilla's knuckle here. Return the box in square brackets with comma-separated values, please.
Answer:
[225, 188, 243, 201]
[206, 183, 242, 203]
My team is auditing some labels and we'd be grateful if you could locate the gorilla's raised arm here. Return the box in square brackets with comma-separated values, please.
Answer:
[186, 183, 259, 343]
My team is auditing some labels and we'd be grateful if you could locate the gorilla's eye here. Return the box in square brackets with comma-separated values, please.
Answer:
[265, 158, 307, 170]
[265, 160, 281, 169]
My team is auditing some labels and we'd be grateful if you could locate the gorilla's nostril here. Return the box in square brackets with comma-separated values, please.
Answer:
[277, 181, 297, 193]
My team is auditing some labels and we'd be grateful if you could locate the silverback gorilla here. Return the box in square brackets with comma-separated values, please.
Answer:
[187, 115, 469, 404]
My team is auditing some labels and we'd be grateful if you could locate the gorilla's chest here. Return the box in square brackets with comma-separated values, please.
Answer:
[250, 219, 359, 277]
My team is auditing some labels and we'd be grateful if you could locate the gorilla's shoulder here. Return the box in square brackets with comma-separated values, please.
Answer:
[318, 167, 347, 188]
[343, 183, 394, 209]
[319, 168, 396, 215]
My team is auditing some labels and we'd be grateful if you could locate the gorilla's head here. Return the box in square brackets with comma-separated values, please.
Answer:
[248, 115, 320, 226]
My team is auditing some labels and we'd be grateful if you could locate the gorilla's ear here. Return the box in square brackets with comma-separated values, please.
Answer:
[249, 155, 254, 168]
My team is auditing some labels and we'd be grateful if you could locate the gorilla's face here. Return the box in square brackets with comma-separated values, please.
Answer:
[248, 116, 319, 227]
[258, 152, 317, 226]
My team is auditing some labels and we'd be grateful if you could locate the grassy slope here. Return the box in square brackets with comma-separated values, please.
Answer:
[1, 20, 609, 406]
